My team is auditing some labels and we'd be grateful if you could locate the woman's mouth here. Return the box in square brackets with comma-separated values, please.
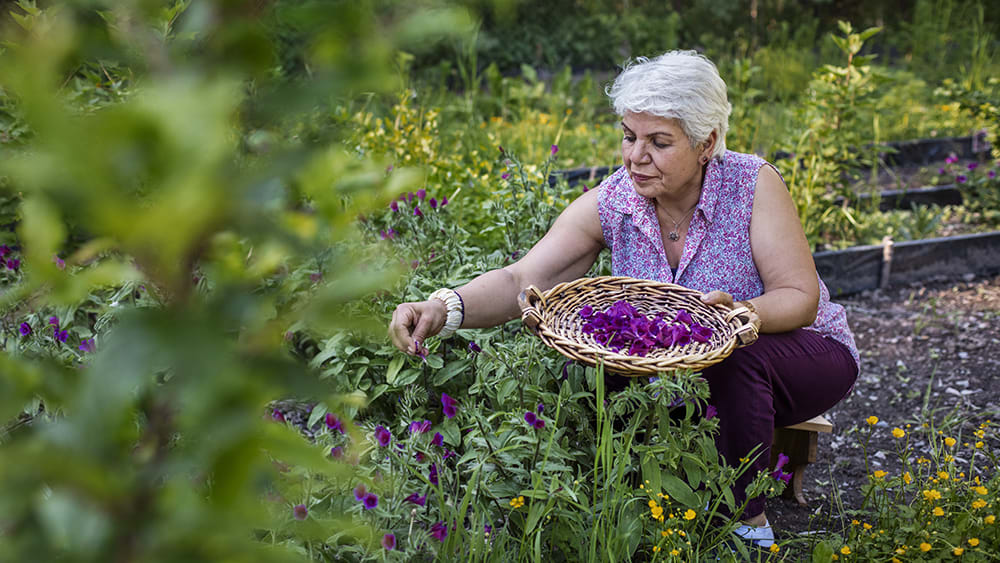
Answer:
[631, 171, 655, 183]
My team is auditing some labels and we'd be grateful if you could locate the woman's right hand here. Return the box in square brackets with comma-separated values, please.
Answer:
[389, 299, 448, 355]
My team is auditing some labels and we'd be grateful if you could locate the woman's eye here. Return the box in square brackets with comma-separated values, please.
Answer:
[653, 141, 668, 149]
[623, 135, 635, 143]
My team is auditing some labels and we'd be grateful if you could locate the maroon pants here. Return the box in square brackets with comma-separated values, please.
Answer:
[700, 329, 857, 518]
[606, 329, 857, 519]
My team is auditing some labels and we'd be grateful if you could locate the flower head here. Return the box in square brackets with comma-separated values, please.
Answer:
[293, 504, 308, 520]
[48, 316, 59, 327]
[684, 509, 696, 520]
[78, 338, 95, 353]
[429, 463, 439, 485]
[330, 446, 343, 458]
[550, 144, 558, 155]
[272, 409, 286, 423]
[404, 492, 427, 506]
[468, 341, 481, 354]
[430, 521, 448, 541]
[381, 533, 396, 550]
[866, 416, 879, 426]
[509, 496, 525, 509]
[409, 419, 432, 434]
[431, 432, 444, 447]
[957, 174, 968, 184]
[524, 411, 537, 425]
[6, 258, 19, 271]
[968, 162, 979, 171]
[362, 492, 378, 510]
[414, 206, 423, 217]
[353, 483, 367, 501]
[705, 405, 717, 419]
[55, 329, 68, 343]
[326, 413, 345, 434]
[53, 255, 65, 269]
[391, 201, 399, 212]
[18, 322, 31, 336]
[374, 425, 391, 447]
[892, 427, 905, 438]
[429, 197, 438, 209]
[944, 437, 957, 447]
[441, 393, 458, 419]
[416, 188, 426, 201]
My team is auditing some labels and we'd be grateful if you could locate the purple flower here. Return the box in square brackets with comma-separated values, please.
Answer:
[429, 463, 439, 485]
[293, 504, 308, 520]
[502, 173, 510, 180]
[674, 309, 693, 325]
[362, 492, 378, 510]
[391, 200, 399, 212]
[53, 255, 65, 270]
[330, 446, 343, 458]
[417, 188, 426, 201]
[404, 492, 427, 506]
[579, 305, 594, 318]
[48, 316, 59, 327]
[957, 175, 968, 184]
[537, 403, 544, 414]
[968, 162, 979, 171]
[353, 483, 367, 501]
[691, 324, 712, 343]
[409, 420, 432, 434]
[431, 432, 444, 447]
[382, 533, 396, 551]
[938, 167, 946, 175]
[946, 154, 958, 164]
[443, 449, 456, 460]
[407, 192, 414, 203]
[0, 245, 8, 257]
[441, 196, 448, 206]
[533, 418, 546, 430]
[326, 413, 345, 434]
[374, 425, 391, 447]
[989, 170, 996, 179]
[415, 451, 425, 462]
[468, 341, 481, 354]
[78, 338, 95, 353]
[524, 411, 537, 425]
[771, 452, 793, 483]
[430, 521, 448, 541]
[429, 197, 438, 209]
[705, 405, 717, 419]
[272, 409, 285, 423]
[6, 258, 19, 271]
[550, 144, 558, 155]
[441, 393, 458, 419]
[55, 329, 68, 343]
[19, 322, 31, 336]
[414, 206, 423, 217]
[582, 184, 589, 192]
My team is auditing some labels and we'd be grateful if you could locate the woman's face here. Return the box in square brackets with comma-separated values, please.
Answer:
[621, 111, 708, 202]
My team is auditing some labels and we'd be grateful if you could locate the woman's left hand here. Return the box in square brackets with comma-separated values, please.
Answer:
[700, 290, 734, 308]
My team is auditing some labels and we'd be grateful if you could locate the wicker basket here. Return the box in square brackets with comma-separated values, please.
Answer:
[518, 276, 758, 376]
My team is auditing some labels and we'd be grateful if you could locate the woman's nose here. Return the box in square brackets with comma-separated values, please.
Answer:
[629, 140, 651, 163]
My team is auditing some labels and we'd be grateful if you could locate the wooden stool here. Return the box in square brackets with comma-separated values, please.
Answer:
[770, 415, 833, 506]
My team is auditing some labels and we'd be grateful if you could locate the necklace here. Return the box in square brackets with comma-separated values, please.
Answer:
[660, 203, 698, 241]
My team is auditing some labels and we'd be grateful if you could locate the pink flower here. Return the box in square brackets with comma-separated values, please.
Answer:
[293, 504, 308, 520]
[551, 145, 558, 155]
[381, 533, 396, 550]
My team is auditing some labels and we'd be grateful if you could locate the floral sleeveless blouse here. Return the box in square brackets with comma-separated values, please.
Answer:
[596, 150, 859, 368]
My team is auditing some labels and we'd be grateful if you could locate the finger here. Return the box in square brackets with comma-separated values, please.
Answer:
[389, 305, 418, 354]
[700, 290, 734, 307]
[409, 312, 440, 354]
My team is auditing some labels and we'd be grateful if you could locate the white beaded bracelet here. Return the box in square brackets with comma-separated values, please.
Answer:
[429, 288, 464, 339]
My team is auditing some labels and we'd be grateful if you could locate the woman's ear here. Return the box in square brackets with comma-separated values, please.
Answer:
[701, 130, 719, 160]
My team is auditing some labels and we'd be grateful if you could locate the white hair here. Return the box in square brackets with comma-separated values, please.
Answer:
[606, 50, 731, 160]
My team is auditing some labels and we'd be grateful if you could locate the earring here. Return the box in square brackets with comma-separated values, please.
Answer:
[700, 156, 708, 165]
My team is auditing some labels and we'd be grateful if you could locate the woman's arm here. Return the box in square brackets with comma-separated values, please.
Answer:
[702, 164, 819, 332]
[389, 188, 606, 354]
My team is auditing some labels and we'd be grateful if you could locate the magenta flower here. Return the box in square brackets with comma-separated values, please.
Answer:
[938, 167, 946, 175]
[362, 492, 378, 510]
[407, 192, 414, 203]
[414, 206, 423, 217]
[417, 188, 426, 201]
[271, 409, 286, 423]
[48, 316, 59, 327]
[968, 162, 979, 171]
[0, 245, 8, 257]
[441, 196, 449, 206]
[391, 200, 399, 212]
[946, 154, 958, 164]
[771, 452, 792, 483]
[353, 483, 367, 501]
[6, 258, 19, 271]
[374, 425, 391, 447]
[409, 420, 432, 434]
[431, 432, 444, 447]
[404, 492, 427, 506]
[293, 504, 308, 520]
[550, 144, 558, 155]
[443, 449, 456, 460]
[330, 446, 343, 458]
[415, 451, 425, 462]
[674, 309, 693, 325]
[381, 533, 396, 551]
[309, 272, 321, 283]
[19, 322, 30, 336]
[582, 184, 589, 192]
[430, 521, 448, 541]
[429, 463, 439, 485]
[441, 393, 458, 419]
[533, 418, 546, 430]
[468, 341, 481, 354]
[326, 413, 345, 434]
[53, 255, 65, 269]
[78, 338, 95, 353]
[502, 173, 510, 180]
[957, 175, 968, 184]
[989, 170, 996, 179]
[429, 197, 438, 209]
[524, 411, 537, 425]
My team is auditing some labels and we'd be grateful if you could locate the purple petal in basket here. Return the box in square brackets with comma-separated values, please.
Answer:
[691, 324, 713, 343]
[579, 305, 594, 318]
[674, 309, 693, 325]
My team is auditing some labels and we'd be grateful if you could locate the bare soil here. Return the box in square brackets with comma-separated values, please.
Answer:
[768, 272, 1000, 551]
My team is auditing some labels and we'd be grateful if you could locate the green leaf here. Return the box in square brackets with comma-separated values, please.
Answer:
[424, 354, 443, 369]
[661, 475, 700, 509]
[681, 455, 704, 489]
[812, 541, 835, 563]
[432, 358, 469, 386]
[385, 355, 404, 385]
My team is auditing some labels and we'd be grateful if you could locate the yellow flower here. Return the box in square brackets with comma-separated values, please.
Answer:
[770, 544, 780, 553]
[920, 542, 932, 552]
[972, 499, 987, 509]
[670, 549, 680, 556]
[903, 472, 913, 484]
[968, 538, 980, 547]
[985, 515, 996, 524]
[841, 546, 851, 555]
[923, 489, 942, 501]
[651, 506, 664, 518]
[974, 486, 989, 495]
[851, 519, 860, 526]
[863, 523, 873, 530]
[945, 454, 955, 462]
[648, 500, 658, 508]
[945, 437, 957, 447]
[873, 471, 887, 479]
[652, 546, 661, 553]
[939, 471, 949, 480]
[953, 547, 964, 556]
[683, 509, 696, 520]
[661, 531, 669, 537]
[975, 441, 984, 449]
[509, 496, 525, 508]
[866, 416, 879, 425]
[892, 428, 905, 438]
[933, 507, 945, 516]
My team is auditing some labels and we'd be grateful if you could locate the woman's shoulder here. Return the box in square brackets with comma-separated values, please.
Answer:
[721, 150, 768, 171]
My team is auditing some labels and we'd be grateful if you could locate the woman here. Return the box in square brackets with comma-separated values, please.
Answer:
[389, 50, 858, 548]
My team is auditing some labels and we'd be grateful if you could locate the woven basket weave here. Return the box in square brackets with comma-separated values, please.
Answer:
[518, 276, 758, 376]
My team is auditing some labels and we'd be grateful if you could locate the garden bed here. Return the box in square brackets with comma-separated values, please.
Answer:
[769, 272, 1000, 552]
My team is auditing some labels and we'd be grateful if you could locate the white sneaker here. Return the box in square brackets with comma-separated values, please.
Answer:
[732, 519, 774, 548]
